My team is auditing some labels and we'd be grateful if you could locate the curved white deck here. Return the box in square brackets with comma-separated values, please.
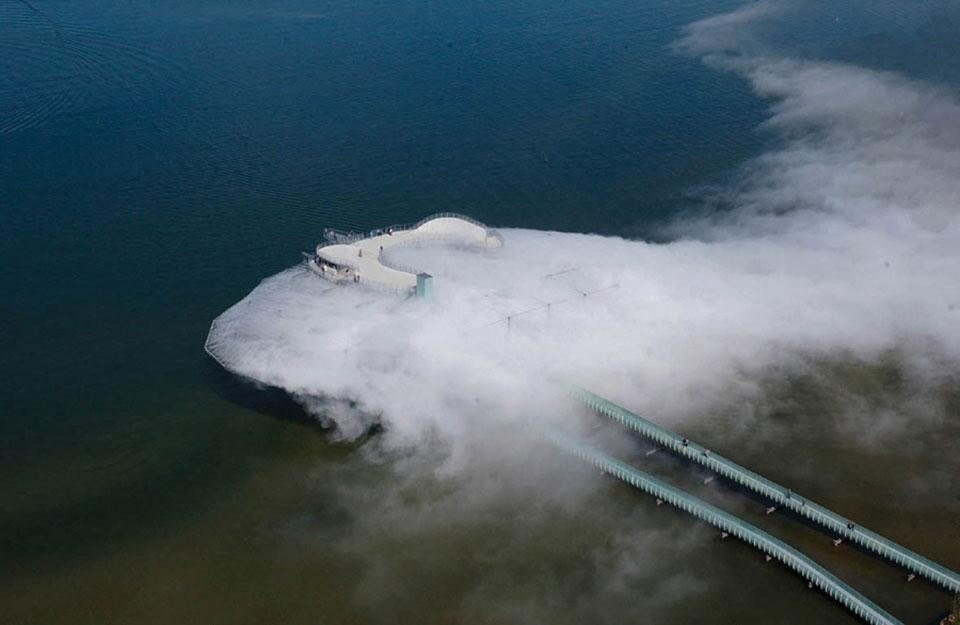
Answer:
[309, 215, 502, 293]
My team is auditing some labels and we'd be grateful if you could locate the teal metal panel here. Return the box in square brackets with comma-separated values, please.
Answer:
[415, 272, 433, 299]
[549, 434, 904, 625]
[567, 385, 960, 594]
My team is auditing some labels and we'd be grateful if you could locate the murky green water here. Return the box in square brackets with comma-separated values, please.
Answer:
[2, 1, 958, 623]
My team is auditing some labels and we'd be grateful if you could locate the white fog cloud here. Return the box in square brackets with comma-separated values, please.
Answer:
[205, 5, 960, 615]
[206, 2, 960, 457]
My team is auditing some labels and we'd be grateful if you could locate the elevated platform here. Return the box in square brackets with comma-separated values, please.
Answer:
[308, 213, 502, 295]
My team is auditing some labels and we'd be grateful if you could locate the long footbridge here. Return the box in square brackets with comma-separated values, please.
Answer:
[548, 433, 905, 625]
[567, 385, 960, 595]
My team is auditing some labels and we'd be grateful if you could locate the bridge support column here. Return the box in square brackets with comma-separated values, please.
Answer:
[415, 272, 433, 299]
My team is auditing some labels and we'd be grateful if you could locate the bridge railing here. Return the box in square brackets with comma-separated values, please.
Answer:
[316, 213, 501, 296]
[353, 272, 416, 297]
[323, 228, 368, 245]
[324, 213, 501, 248]
[377, 218, 501, 276]
[412, 212, 491, 230]
[377, 248, 423, 277]
[567, 385, 960, 594]
[549, 434, 904, 625]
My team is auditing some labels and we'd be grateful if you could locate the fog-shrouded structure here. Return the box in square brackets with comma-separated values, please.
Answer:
[206, 1, 960, 456]
[307, 214, 503, 296]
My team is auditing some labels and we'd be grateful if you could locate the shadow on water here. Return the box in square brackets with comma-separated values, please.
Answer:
[202, 354, 383, 442]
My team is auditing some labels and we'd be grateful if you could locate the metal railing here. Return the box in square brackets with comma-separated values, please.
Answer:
[377, 251, 422, 277]
[567, 385, 960, 593]
[377, 228, 495, 277]
[322, 228, 366, 245]
[303, 255, 416, 296]
[549, 434, 904, 625]
[315, 213, 501, 295]
[356, 279, 416, 297]
[322, 213, 501, 248]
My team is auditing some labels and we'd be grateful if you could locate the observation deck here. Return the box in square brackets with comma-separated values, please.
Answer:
[308, 213, 502, 295]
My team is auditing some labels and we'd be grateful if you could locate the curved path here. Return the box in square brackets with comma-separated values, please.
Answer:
[568, 385, 960, 593]
[310, 213, 502, 293]
[550, 433, 904, 625]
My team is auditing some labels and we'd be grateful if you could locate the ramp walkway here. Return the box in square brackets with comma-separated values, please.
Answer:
[549, 433, 904, 625]
[568, 385, 960, 593]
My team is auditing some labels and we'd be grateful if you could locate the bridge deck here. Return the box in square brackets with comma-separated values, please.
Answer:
[550, 434, 904, 625]
[568, 385, 960, 594]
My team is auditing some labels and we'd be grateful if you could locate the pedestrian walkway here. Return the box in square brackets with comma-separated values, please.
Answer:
[568, 384, 960, 593]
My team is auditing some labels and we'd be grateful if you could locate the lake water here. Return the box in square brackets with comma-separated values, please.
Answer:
[2, 1, 959, 623]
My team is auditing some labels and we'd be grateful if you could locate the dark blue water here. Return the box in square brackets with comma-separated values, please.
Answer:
[2, 0, 760, 538]
[2, 1, 958, 623]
